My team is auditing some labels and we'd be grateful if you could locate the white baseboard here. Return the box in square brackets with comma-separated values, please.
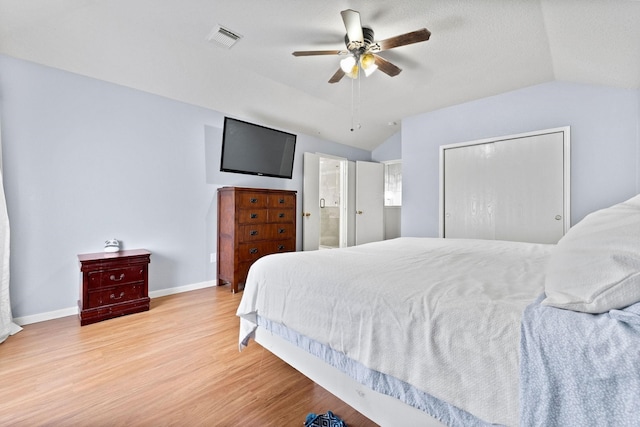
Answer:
[148, 280, 215, 298]
[13, 281, 217, 326]
[14, 307, 79, 327]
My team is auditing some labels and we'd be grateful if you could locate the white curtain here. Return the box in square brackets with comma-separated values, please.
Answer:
[0, 121, 21, 344]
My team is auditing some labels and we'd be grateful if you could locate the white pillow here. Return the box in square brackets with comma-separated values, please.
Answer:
[542, 193, 640, 314]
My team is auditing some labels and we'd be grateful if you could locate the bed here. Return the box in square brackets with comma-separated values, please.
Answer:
[237, 194, 640, 426]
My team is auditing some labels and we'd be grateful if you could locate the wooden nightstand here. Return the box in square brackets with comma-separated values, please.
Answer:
[78, 249, 151, 326]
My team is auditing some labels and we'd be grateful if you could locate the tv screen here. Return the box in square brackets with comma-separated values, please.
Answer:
[220, 117, 297, 179]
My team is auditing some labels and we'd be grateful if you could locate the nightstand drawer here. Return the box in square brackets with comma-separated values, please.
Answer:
[87, 284, 144, 308]
[88, 266, 146, 289]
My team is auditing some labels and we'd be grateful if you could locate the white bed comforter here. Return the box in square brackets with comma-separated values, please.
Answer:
[237, 237, 552, 426]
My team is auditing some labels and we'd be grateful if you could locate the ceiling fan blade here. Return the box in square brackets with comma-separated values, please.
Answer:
[377, 28, 431, 51]
[328, 68, 346, 84]
[373, 54, 402, 77]
[341, 9, 364, 43]
[292, 50, 348, 56]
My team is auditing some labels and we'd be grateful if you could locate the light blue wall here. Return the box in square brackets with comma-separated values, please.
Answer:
[401, 81, 640, 237]
[0, 54, 371, 318]
[372, 131, 401, 162]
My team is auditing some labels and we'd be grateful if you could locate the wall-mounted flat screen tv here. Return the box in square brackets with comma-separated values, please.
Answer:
[220, 117, 297, 179]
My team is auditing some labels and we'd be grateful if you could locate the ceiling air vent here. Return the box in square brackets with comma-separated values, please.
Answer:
[207, 25, 242, 49]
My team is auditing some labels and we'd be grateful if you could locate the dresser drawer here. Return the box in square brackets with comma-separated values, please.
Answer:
[238, 241, 273, 262]
[240, 223, 295, 241]
[240, 224, 269, 242]
[268, 193, 296, 208]
[87, 284, 144, 308]
[88, 266, 146, 289]
[237, 209, 268, 224]
[237, 240, 294, 262]
[269, 239, 296, 253]
[267, 208, 295, 223]
[237, 192, 268, 208]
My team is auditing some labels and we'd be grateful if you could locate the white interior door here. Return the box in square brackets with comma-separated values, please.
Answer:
[355, 161, 384, 245]
[442, 143, 497, 240]
[441, 127, 569, 244]
[303, 152, 321, 251]
[494, 132, 565, 243]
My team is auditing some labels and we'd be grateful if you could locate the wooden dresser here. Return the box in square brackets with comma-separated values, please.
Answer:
[217, 187, 296, 293]
[78, 249, 151, 326]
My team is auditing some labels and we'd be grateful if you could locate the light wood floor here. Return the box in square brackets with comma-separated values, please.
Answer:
[0, 286, 378, 426]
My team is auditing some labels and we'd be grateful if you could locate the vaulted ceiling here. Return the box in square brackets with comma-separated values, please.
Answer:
[1, 0, 639, 151]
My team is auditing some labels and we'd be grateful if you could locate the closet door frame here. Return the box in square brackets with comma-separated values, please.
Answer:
[438, 126, 571, 242]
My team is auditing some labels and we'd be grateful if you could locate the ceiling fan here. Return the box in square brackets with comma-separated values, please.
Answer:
[292, 9, 431, 83]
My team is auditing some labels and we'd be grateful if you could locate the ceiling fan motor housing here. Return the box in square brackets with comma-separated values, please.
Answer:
[345, 27, 375, 54]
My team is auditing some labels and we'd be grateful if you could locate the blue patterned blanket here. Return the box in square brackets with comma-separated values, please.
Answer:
[520, 295, 640, 426]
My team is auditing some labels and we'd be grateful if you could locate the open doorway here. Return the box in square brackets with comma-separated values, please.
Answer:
[303, 153, 348, 251]
[319, 157, 344, 248]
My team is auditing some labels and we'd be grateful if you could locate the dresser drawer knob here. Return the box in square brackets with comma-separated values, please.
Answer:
[278, 228, 285, 234]
[250, 198, 258, 203]
[277, 245, 285, 251]
[249, 248, 259, 255]
[250, 230, 259, 236]
[279, 198, 285, 204]
[110, 291, 125, 300]
[278, 213, 285, 218]
[110, 273, 125, 282]
[250, 213, 258, 219]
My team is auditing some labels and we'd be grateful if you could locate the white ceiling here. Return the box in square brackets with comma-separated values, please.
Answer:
[1, 0, 640, 151]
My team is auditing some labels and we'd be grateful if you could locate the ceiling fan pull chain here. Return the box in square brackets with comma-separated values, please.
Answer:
[350, 75, 355, 132]
[357, 70, 362, 130]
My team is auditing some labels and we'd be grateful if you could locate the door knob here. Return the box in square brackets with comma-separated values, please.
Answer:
[555, 215, 562, 220]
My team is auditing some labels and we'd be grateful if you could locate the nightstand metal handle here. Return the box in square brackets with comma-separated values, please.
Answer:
[110, 273, 125, 281]
[110, 292, 125, 300]
[249, 248, 258, 255]
[250, 230, 258, 236]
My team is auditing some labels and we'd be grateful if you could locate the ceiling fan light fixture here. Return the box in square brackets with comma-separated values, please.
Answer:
[346, 64, 359, 79]
[360, 53, 377, 76]
[360, 53, 375, 69]
[363, 63, 378, 77]
[340, 56, 357, 73]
